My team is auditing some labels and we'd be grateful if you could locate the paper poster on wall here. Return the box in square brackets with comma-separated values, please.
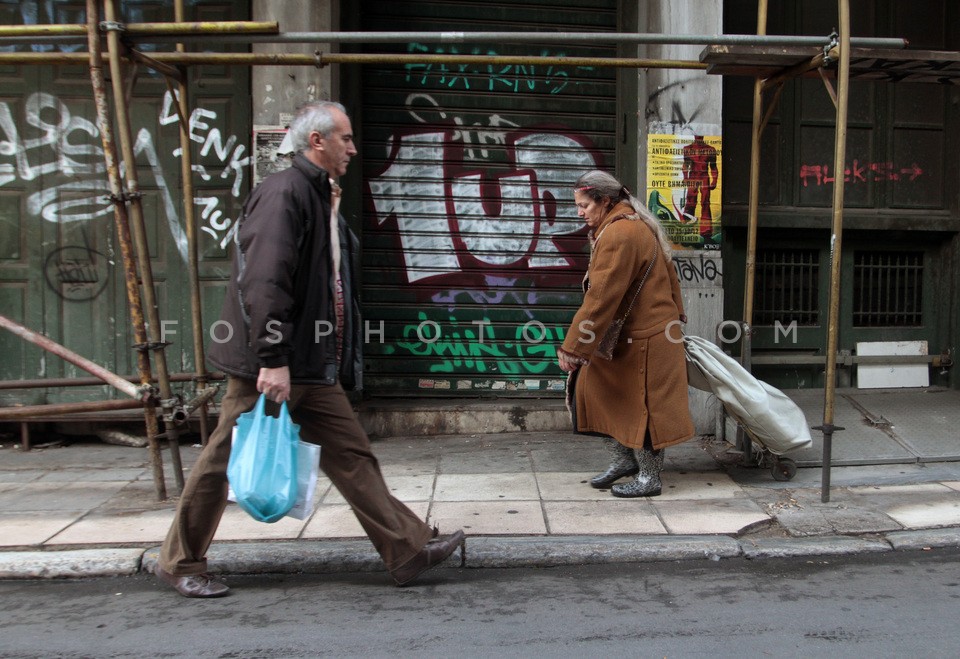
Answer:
[646, 127, 722, 250]
[253, 126, 294, 188]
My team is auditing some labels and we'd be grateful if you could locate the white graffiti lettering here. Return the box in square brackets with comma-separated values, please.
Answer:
[367, 127, 600, 284]
[368, 131, 459, 282]
[405, 93, 520, 161]
[0, 89, 248, 260]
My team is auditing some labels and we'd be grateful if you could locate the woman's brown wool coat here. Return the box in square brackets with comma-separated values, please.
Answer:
[562, 202, 695, 451]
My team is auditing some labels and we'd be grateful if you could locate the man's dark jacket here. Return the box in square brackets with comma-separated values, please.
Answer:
[208, 154, 363, 390]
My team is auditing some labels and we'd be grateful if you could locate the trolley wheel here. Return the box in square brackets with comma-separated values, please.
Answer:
[771, 457, 797, 481]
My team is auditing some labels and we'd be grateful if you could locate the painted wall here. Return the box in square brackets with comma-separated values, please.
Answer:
[251, 0, 334, 127]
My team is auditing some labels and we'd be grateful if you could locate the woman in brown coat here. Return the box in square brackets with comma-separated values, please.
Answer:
[558, 170, 694, 497]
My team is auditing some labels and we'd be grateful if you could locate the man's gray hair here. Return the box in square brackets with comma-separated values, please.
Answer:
[288, 101, 348, 154]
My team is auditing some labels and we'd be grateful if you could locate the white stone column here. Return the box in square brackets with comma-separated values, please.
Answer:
[634, 1, 725, 435]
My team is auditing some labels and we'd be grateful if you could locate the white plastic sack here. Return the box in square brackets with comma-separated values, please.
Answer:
[286, 441, 321, 520]
[683, 335, 812, 455]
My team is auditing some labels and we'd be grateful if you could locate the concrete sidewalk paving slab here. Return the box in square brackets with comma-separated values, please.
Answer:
[302, 504, 368, 538]
[782, 389, 916, 466]
[434, 472, 540, 501]
[35, 468, 148, 483]
[543, 500, 667, 535]
[0, 472, 44, 484]
[0, 513, 84, 547]
[846, 483, 956, 495]
[883, 498, 960, 529]
[428, 500, 547, 535]
[0, 481, 126, 512]
[0, 548, 144, 579]
[535, 472, 610, 500]
[654, 499, 771, 535]
[851, 388, 960, 462]
[323, 473, 434, 504]
[657, 471, 744, 500]
[438, 449, 534, 474]
[764, 503, 835, 537]
[302, 501, 430, 539]
[210, 506, 311, 541]
[761, 489, 904, 536]
[45, 510, 174, 546]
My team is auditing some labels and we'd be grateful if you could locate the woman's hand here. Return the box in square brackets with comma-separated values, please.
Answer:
[557, 348, 585, 373]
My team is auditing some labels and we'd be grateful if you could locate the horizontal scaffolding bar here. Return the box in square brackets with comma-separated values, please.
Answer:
[0, 21, 279, 38]
[0, 30, 907, 50]
[0, 51, 707, 69]
[0, 398, 148, 421]
[749, 354, 946, 366]
[0, 373, 225, 391]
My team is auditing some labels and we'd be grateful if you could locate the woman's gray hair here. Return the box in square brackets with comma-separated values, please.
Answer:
[574, 170, 674, 261]
[287, 101, 348, 154]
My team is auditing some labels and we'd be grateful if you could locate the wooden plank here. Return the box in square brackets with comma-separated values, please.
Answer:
[700, 45, 960, 84]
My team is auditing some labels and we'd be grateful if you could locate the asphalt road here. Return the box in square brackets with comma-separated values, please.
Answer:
[2, 548, 959, 658]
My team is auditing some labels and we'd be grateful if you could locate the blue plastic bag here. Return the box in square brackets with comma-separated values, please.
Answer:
[226, 394, 300, 523]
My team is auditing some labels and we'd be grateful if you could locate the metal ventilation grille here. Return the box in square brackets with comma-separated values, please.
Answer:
[754, 248, 820, 326]
[853, 251, 923, 327]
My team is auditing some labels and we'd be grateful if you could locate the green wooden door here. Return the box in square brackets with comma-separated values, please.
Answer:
[0, 0, 249, 406]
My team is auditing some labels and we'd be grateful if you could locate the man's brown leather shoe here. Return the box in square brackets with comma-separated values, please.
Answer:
[155, 566, 230, 598]
[391, 529, 466, 587]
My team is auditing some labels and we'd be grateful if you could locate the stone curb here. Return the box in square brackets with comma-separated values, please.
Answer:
[5, 528, 960, 580]
[0, 548, 143, 579]
[461, 535, 742, 567]
[739, 535, 892, 559]
[884, 528, 960, 551]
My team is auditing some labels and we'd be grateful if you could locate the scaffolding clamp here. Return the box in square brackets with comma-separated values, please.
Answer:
[822, 31, 840, 67]
[132, 340, 172, 352]
[940, 350, 954, 372]
[109, 190, 143, 205]
[313, 50, 328, 69]
[135, 383, 158, 401]
[99, 21, 126, 34]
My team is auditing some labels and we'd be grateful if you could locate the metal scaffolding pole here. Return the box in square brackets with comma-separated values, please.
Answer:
[0, 30, 906, 50]
[84, 0, 167, 500]
[146, 31, 907, 49]
[735, 0, 770, 465]
[818, 0, 853, 503]
[0, 51, 708, 69]
[0, 21, 278, 38]
[0, 314, 145, 402]
[174, 0, 212, 446]
[101, 0, 184, 492]
[0, 373, 222, 390]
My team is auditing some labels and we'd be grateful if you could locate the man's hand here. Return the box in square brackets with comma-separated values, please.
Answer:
[257, 366, 291, 403]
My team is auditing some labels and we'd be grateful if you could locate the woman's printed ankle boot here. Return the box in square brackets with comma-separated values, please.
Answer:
[611, 448, 664, 497]
[590, 438, 640, 488]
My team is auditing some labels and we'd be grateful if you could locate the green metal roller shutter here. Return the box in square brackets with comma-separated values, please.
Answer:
[359, 0, 618, 396]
